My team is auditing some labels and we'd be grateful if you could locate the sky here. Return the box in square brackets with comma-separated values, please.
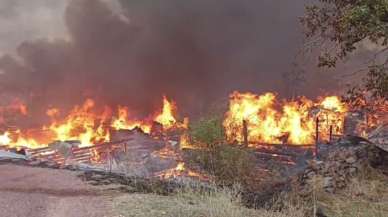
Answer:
[0, 0, 348, 118]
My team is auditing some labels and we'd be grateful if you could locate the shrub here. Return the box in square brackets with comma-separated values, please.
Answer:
[187, 144, 256, 186]
[189, 116, 225, 147]
[186, 116, 256, 186]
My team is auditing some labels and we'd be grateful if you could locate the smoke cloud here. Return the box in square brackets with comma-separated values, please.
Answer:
[0, 0, 340, 119]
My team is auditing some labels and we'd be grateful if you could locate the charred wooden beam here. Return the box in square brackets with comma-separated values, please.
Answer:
[243, 120, 249, 147]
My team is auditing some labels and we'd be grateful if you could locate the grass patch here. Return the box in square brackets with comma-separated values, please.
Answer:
[113, 186, 306, 217]
[283, 166, 388, 217]
[316, 169, 388, 217]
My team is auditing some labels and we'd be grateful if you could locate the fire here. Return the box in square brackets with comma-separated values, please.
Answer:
[320, 96, 346, 111]
[46, 108, 60, 117]
[0, 132, 11, 146]
[345, 94, 387, 132]
[45, 99, 111, 147]
[0, 99, 112, 149]
[0, 130, 43, 149]
[366, 98, 388, 129]
[179, 133, 193, 149]
[0, 91, 350, 152]
[0, 96, 186, 150]
[111, 106, 152, 133]
[316, 96, 348, 141]
[280, 100, 315, 144]
[154, 96, 177, 129]
[176, 162, 185, 171]
[223, 92, 347, 145]
[111, 96, 186, 134]
[223, 92, 279, 143]
[90, 148, 102, 163]
[156, 162, 186, 179]
[156, 162, 207, 180]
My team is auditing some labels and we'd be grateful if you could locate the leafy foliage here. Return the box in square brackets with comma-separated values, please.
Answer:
[187, 116, 256, 186]
[301, 0, 388, 99]
[301, 0, 388, 65]
[189, 116, 225, 147]
[344, 65, 388, 101]
[365, 64, 388, 98]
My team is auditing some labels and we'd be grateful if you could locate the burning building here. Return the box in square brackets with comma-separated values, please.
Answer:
[223, 92, 348, 146]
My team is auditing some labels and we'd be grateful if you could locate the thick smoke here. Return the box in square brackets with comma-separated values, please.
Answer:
[0, 0, 336, 119]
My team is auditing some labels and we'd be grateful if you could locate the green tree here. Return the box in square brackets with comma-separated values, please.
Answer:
[301, 0, 388, 98]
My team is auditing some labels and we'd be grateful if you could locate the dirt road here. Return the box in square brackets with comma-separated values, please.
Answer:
[0, 164, 116, 217]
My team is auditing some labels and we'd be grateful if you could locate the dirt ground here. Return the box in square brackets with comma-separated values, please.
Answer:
[0, 164, 118, 217]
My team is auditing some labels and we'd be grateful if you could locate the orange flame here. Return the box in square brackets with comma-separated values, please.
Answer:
[223, 92, 347, 145]
[111, 96, 186, 134]
[0, 130, 43, 149]
[111, 106, 152, 133]
[0, 132, 11, 146]
[154, 96, 177, 129]
[316, 96, 348, 141]
[44, 99, 111, 147]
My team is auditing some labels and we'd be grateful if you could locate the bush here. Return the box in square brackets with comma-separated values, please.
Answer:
[189, 116, 225, 147]
[187, 144, 256, 186]
[186, 116, 256, 186]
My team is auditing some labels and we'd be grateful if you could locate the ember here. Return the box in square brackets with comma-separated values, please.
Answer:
[156, 162, 209, 180]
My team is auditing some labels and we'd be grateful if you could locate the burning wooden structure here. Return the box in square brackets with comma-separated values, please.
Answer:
[0, 92, 385, 180]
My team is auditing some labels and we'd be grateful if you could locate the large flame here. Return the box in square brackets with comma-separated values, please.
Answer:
[111, 96, 186, 134]
[316, 96, 348, 141]
[223, 92, 347, 145]
[0, 96, 186, 149]
[154, 96, 177, 129]
[0, 92, 355, 149]
[0, 132, 11, 146]
[0, 130, 43, 149]
[111, 106, 152, 134]
[44, 99, 111, 147]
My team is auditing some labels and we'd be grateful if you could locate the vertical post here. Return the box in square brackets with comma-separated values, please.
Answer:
[315, 117, 319, 157]
[242, 120, 249, 147]
[108, 149, 112, 173]
[315, 117, 319, 144]
[365, 112, 369, 132]
[329, 125, 333, 143]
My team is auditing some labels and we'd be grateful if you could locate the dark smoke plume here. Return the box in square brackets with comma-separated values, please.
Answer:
[0, 0, 337, 120]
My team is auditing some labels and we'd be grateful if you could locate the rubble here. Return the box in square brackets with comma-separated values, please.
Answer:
[297, 137, 388, 194]
[343, 111, 367, 136]
[0, 150, 27, 160]
[368, 124, 388, 152]
[79, 170, 214, 195]
[50, 140, 80, 160]
[109, 129, 180, 176]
